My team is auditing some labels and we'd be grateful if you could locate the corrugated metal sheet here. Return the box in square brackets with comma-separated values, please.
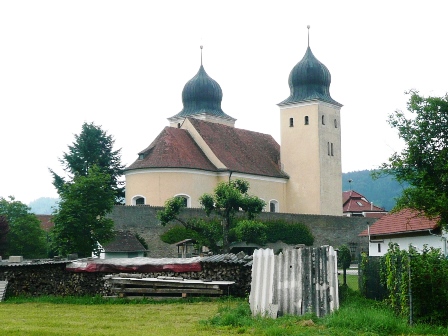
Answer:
[0, 280, 8, 301]
[249, 249, 278, 318]
[249, 246, 339, 318]
[200, 253, 252, 266]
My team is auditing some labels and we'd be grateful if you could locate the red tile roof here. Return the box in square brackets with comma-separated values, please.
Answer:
[188, 118, 287, 178]
[359, 209, 439, 236]
[127, 119, 288, 179]
[343, 190, 385, 213]
[36, 215, 54, 231]
[127, 126, 217, 171]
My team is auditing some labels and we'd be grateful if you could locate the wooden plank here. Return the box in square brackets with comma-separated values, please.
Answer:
[112, 287, 223, 295]
[109, 279, 221, 289]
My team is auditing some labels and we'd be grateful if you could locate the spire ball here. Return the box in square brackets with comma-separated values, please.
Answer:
[307, 25, 310, 29]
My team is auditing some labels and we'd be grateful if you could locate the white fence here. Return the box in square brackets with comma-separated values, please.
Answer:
[249, 246, 339, 318]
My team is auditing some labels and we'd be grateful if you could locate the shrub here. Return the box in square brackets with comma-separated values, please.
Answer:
[380, 243, 448, 325]
[263, 219, 314, 245]
[233, 220, 267, 245]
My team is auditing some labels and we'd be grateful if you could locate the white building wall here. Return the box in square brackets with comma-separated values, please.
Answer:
[369, 233, 448, 257]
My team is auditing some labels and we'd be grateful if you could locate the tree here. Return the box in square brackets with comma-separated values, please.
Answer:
[50, 122, 125, 202]
[199, 179, 266, 253]
[0, 197, 47, 258]
[337, 244, 352, 286]
[51, 165, 116, 257]
[376, 91, 448, 227]
[0, 215, 9, 256]
[158, 179, 266, 253]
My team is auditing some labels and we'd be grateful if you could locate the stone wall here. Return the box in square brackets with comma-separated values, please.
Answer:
[110, 205, 375, 258]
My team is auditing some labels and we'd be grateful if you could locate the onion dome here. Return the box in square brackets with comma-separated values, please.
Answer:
[279, 46, 341, 106]
[170, 65, 234, 120]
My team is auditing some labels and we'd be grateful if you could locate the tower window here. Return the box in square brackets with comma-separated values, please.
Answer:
[334, 119, 338, 128]
[331, 143, 334, 156]
[177, 123, 181, 128]
[289, 118, 294, 127]
[327, 142, 330, 156]
[304, 116, 309, 125]
[322, 115, 325, 125]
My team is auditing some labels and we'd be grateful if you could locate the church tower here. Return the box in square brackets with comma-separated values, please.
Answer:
[278, 30, 342, 216]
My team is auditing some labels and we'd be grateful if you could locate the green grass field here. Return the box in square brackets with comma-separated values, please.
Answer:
[1, 281, 447, 336]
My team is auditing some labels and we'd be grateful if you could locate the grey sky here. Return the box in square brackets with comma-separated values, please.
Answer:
[1, 1, 447, 204]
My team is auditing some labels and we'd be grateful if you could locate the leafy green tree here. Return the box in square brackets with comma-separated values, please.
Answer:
[50, 122, 125, 202]
[160, 219, 222, 253]
[0, 197, 47, 258]
[51, 165, 116, 257]
[376, 91, 448, 227]
[0, 215, 9, 257]
[337, 244, 352, 286]
[158, 179, 266, 253]
[199, 179, 265, 253]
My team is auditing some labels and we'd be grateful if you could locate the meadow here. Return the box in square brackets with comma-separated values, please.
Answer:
[1, 275, 447, 336]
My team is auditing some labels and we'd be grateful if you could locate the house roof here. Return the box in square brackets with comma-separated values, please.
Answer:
[359, 209, 439, 236]
[36, 215, 54, 231]
[102, 231, 147, 252]
[188, 118, 287, 178]
[127, 126, 217, 171]
[127, 118, 288, 179]
[343, 190, 386, 213]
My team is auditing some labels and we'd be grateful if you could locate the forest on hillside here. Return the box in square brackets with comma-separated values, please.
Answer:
[342, 170, 406, 211]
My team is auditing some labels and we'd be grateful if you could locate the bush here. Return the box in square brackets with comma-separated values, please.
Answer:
[263, 219, 314, 245]
[233, 220, 267, 245]
[381, 243, 448, 325]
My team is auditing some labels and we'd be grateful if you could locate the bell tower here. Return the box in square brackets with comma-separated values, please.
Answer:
[278, 27, 342, 216]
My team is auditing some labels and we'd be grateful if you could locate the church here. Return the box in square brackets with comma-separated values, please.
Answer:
[124, 40, 343, 216]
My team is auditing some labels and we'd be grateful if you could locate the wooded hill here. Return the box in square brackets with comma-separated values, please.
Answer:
[342, 170, 406, 211]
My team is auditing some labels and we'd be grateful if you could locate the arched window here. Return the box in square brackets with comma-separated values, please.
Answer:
[132, 196, 146, 205]
[304, 116, 309, 125]
[269, 200, 279, 213]
[322, 115, 325, 125]
[334, 119, 338, 128]
[175, 194, 191, 208]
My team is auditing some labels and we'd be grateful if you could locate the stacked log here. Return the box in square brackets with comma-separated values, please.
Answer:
[0, 255, 253, 298]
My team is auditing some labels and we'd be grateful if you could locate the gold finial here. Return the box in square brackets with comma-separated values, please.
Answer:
[307, 25, 310, 47]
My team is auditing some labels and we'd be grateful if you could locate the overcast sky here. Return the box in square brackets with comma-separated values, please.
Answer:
[1, 1, 447, 204]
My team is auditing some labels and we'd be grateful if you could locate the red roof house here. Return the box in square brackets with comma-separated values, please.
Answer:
[343, 190, 387, 218]
[358, 209, 446, 256]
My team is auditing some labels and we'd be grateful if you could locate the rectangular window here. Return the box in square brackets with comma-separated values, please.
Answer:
[378, 243, 381, 253]
[289, 117, 294, 127]
[304, 116, 309, 125]
[331, 143, 334, 156]
[327, 142, 330, 155]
